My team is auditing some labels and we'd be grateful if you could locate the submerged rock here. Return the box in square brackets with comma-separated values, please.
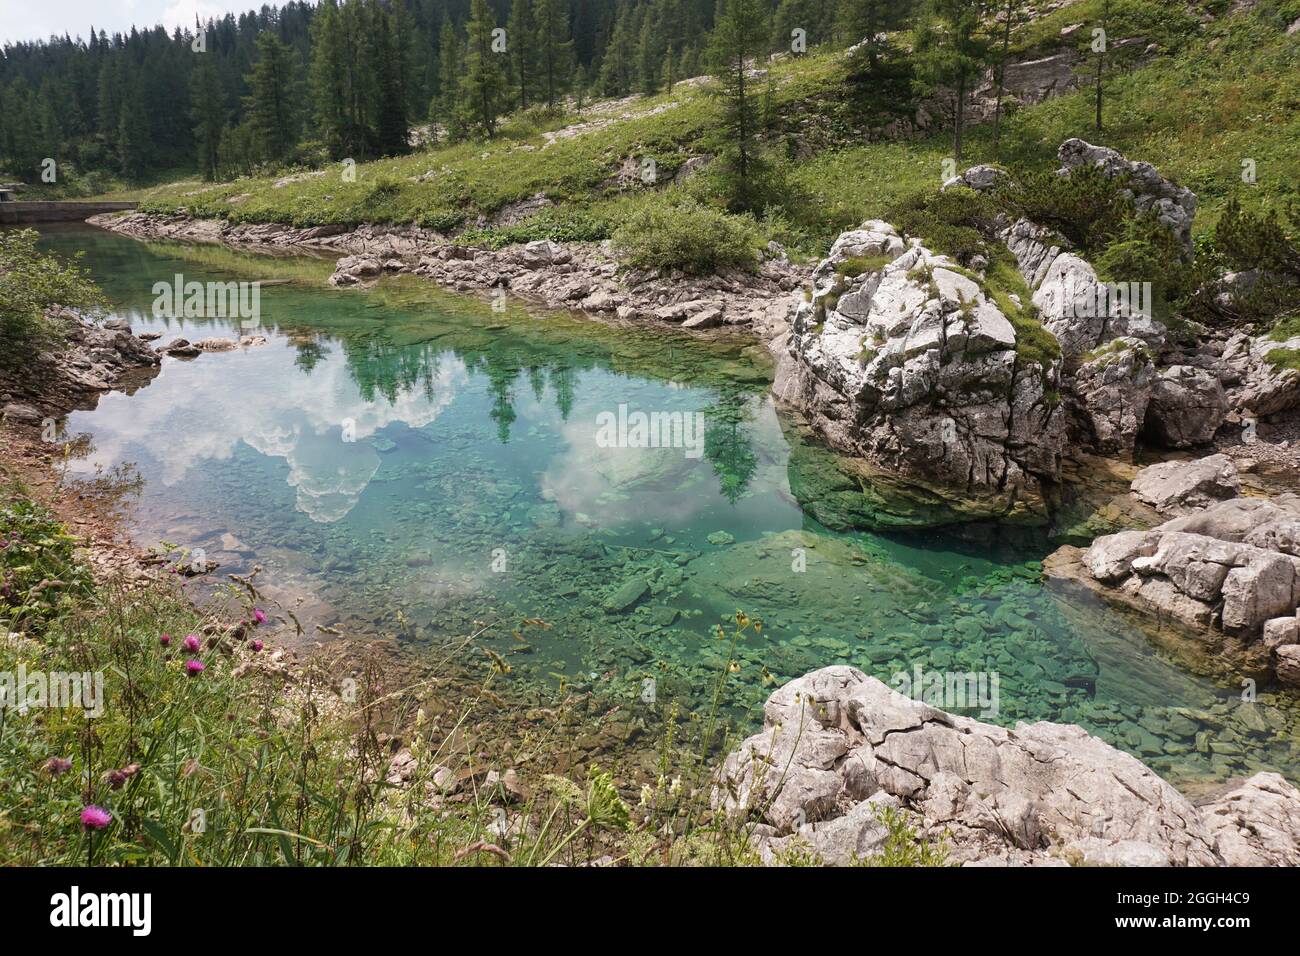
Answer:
[602, 577, 649, 613]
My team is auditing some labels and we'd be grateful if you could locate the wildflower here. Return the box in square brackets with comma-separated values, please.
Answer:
[250, 639, 264, 652]
[106, 763, 141, 789]
[182, 634, 201, 652]
[160, 633, 171, 647]
[43, 757, 73, 775]
[639, 783, 654, 807]
[80, 805, 112, 830]
[185, 659, 205, 676]
[253, 608, 267, 625]
[669, 776, 682, 795]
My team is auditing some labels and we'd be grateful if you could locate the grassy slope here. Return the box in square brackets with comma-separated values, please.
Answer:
[108, 0, 1299, 260]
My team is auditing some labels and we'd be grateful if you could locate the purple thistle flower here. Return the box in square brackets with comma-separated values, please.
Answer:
[253, 608, 267, 625]
[182, 634, 201, 652]
[44, 757, 73, 775]
[185, 659, 205, 676]
[160, 633, 172, 647]
[250, 639, 264, 653]
[80, 805, 112, 830]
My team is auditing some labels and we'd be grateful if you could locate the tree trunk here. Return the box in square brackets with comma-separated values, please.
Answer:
[954, 74, 965, 166]
[992, 0, 1013, 159]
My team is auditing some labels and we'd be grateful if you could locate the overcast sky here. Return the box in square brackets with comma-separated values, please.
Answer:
[1, 0, 270, 46]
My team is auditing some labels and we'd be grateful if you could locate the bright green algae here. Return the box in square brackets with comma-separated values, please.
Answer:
[40, 224, 1300, 788]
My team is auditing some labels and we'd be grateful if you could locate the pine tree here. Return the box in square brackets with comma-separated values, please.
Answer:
[434, 14, 465, 141]
[507, 0, 539, 111]
[534, 0, 574, 109]
[243, 30, 300, 162]
[597, 7, 637, 96]
[462, 0, 507, 138]
[709, 0, 768, 212]
[191, 57, 225, 179]
[991, 0, 1023, 157]
[912, 0, 989, 167]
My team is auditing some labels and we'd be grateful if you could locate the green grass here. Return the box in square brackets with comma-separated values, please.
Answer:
[101, 2, 1298, 269]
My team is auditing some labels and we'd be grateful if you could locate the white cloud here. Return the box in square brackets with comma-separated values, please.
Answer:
[1, 0, 261, 46]
[66, 331, 466, 523]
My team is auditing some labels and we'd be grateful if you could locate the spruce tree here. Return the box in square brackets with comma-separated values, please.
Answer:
[462, 0, 507, 138]
[507, 0, 539, 111]
[709, 0, 768, 212]
[535, 0, 574, 109]
[243, 30, 300, 162]
[912, 0, 989, 167]
[191, 58, 225, 179]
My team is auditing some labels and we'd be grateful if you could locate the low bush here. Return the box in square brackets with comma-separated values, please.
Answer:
[612, 195, 761, 274]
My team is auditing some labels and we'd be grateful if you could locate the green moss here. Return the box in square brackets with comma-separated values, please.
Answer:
[836, 253, 895, 279]
[1265, 347, 1300, 372]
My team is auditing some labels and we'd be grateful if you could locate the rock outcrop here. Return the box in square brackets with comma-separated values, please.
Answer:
[1129, 455, 1241, 516]
[773, 221, 1065, 529]
[1067, 337, 1156, 458]
[0, 306, 161, 424]
[1056, 137, 1198, 258]
[714, 666, 1300, 866]
[1144, 365, 1229, 448]
[1073, 486, 1300, 684]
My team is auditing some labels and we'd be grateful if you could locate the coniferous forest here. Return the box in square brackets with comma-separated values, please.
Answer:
[0, 0, 918, 188]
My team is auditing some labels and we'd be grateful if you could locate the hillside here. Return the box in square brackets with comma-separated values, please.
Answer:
[102, 0, 1300, 261]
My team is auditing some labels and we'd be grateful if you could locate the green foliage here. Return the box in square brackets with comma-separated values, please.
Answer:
[0, 483, 94, 631]
[707, 0, 770, 212]
[857, 805, 952, 867]
[612, 195, 761, 274]
[458, 209, 611, 248]
[0, 229, 107, 370]
[1265, 347, 1300, 372]
[885, 185, 1001, 264]
[996, 164, 1130, 254]
[243, 32, 303, 164]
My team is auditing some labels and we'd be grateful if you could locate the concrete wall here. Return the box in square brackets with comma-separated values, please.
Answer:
[0, 201, 137, 224]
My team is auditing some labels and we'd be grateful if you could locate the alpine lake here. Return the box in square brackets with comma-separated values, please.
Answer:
[38, 224, 1300, 789]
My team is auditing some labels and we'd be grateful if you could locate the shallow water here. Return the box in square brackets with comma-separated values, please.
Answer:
[40, 224, 1300, 786]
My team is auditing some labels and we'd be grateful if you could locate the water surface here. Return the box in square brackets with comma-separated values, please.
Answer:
[41, 224, 1300, 786]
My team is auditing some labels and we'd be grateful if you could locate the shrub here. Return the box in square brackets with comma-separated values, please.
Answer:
[0, 484, 94, 630]
[884, 186, 1001, 265]
[996, 165, 1131, 255]
[612, 195, 761, 274]
[458, 209, 611, 248]
[0, 229, 106, 371]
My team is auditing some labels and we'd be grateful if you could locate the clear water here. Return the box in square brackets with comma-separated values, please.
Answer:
[40, 224, 1300, 788]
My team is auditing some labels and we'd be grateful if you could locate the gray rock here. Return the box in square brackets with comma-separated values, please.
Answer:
[1129, 454, 1240, 515]
[1145, 366, 1228, 448]
[1070, 338, 1156, 458]
[1, 403, 42, 424]
[602, 577, 649, 613]
[714, 666, 1294, 866]
[773, 223, 1065, 528]
[1199, 773, 1300, 866]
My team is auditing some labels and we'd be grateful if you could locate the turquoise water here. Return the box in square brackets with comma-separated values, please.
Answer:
[40, 225, 1300, 786]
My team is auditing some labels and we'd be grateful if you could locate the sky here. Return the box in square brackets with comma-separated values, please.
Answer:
[0, 0, 268, 46]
